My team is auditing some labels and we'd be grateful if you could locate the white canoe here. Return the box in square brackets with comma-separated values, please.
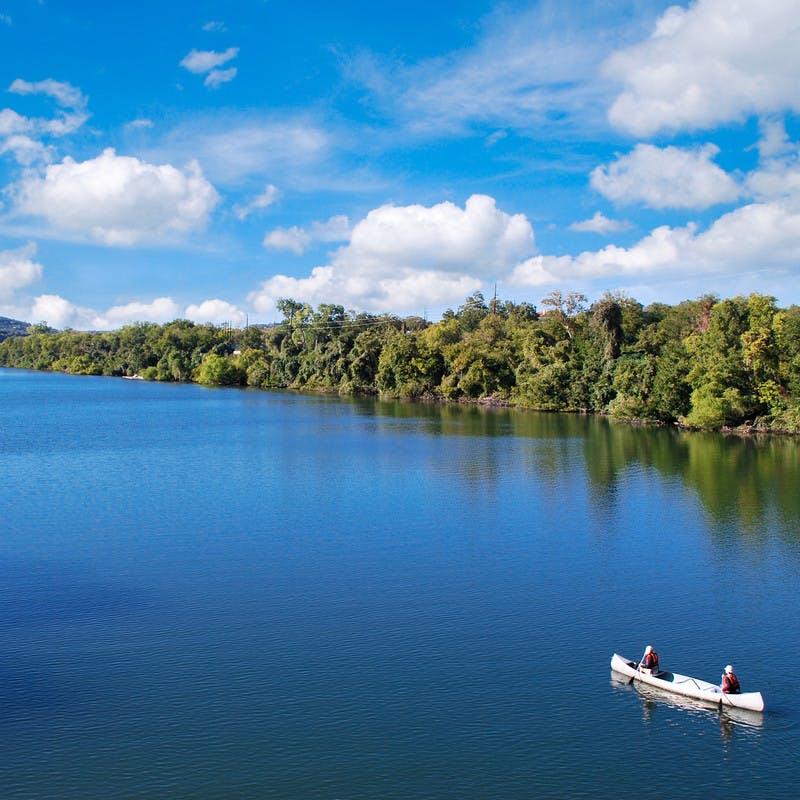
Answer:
[610, 653, 765, 712]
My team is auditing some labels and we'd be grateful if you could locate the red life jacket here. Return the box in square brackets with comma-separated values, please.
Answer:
[722, 672, 740, 693]
[643, 651, 659, 669]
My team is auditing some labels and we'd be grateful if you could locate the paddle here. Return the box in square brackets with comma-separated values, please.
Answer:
[629, 648, 648, 684]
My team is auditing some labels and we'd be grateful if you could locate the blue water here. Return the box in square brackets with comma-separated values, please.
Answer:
[1, 368, 798, 799]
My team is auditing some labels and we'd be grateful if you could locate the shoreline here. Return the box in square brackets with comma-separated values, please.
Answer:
[3, 362, 799, 438]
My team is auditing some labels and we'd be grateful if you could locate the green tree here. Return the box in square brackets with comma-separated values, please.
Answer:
[683, 297, 753, 428]
[455, 291, 489, 332]
[195, 353, 246, 386]
[376, 331, 426, 397]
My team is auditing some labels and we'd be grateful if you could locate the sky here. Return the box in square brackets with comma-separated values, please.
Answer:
[1, 0, 800, 329]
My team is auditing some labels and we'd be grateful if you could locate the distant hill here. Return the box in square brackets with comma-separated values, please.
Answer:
[0, 317, 30, 342]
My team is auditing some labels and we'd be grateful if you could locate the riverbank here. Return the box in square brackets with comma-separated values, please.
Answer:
[1, 293, 798, 434]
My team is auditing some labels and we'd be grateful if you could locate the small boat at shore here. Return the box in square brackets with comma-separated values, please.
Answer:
[610, 653, 765, 712]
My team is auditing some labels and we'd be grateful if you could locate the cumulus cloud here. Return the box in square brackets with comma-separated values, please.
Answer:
[249, 265, 481, 319]
[343, 194, 532, 271]
[250, 194, 533, 315]
[0, 241, 245, 331]
[569, 211, 631, 234]
[27, 295, 183, 330]
[263, 214, 351, 254]
[604, 0, 800, 136]
[234, 184, 281, 220]
[510, 199, 800, 288]
[0, 243, 42, 300]
[184, 299, 246, 325]
[21, 294, 248, 331]
[29, 294, 92, 329]
[94, 297, 182, 329]
[13, 148, 220, 245]
[757, 118, 795, 159]
[590, 143, 740, 210]
[511, 225, 695, 287]
[746, 156, 800, 202]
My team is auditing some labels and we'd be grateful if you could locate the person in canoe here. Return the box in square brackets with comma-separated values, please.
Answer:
[639, 645, 660, 674]
[721, 665, 741, 694]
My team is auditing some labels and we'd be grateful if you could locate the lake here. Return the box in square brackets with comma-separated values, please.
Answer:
[1, 367, 798, 799]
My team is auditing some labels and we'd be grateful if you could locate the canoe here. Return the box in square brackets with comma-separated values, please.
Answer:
[610, 670, 765, 728]
[610, 653, 765, 712]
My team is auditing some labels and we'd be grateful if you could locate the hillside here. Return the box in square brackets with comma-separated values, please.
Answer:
[0, 317, 29, 342]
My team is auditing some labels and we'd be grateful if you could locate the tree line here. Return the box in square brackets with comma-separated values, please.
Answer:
[1, 291, 799, 432]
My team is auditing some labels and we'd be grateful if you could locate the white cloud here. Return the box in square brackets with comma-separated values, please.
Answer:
[234, 184, 281, 220]
[344, 194, 532, 272]
[150, 117, 330, 187]
[0, 243, 42, 300]
[1, 80, 88, 162]
[13, 148, 220, 245]
[10, 78, 86, 110]
[27, 295, 184, 330]
[263, 214, 351, 254]
[262, 227, 310, 255]
[125, 118, 154, 131]
[511, 225, 695, 287]
[30, 294, 90, 329]
[0, 108, 30, 135]
[249, 265, 480, 319]
[0, 134, 53, 165]
[202, 21, 227, 33]
[180, 47, 239, 74]
[95, 297, 182, 328]
[185, 299, 246, 325]
[747, 155, 800, 202]
[758, 119, 794, 158]
[22, 294, 248, 330]
[24, 294, 246, 330]
[205, 68, 237, 89]
[349, 4, 627, 137]
[9, 78, 89, 135]
[605, 0, 800, 136]
[569, 211, 631, 234]
[510, 199, 800, 288]
[590, 143, 740, 210]
[250, 194, 532, 315]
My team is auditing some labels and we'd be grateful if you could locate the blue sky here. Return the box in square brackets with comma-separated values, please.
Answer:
[1, 0, 799, 328]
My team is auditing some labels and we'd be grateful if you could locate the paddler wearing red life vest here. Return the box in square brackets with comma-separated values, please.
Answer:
[721, 665, 741, 694]
[639, 645, 659, 673]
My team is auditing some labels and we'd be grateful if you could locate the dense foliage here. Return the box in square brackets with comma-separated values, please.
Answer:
[2, 291, 799, 432]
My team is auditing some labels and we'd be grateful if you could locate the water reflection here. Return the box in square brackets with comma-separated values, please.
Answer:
[352, 398, 800, 537]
